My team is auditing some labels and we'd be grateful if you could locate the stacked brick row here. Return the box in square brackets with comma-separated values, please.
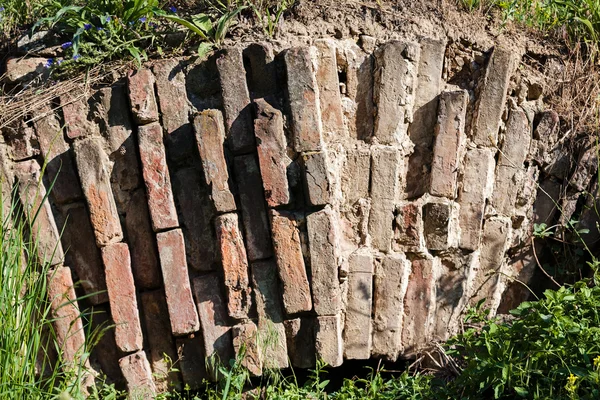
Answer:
[0, 36, 561, 394]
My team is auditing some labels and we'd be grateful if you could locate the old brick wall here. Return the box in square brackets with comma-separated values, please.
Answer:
[1, 36, 579, 394]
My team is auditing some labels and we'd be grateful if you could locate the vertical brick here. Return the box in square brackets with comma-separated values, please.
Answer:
[215, 213, 251, 319]
[254, 99, 291, 207]
[315, 39, 345, 139]
[140, 290, 181, 392]
[423, 201, 456, 251]
[430, 90, 468, 199]
[458, 148, 496, 250]
[57, 203, 108, 305]
[372, 253, 410, 361]
[307, 206, 341, 315]
[270, 211, 312, 314]
[284, 47, 324, 152]
[176, 335, 208, 389]
[373, 41, 420, 145]
[127, 68, 159, 124]
[88, 306, 124, 383]
[47, 266, 87, 363]
[153, 59, 194, 161]
[402, 258, 435, 356]
[193, 110, 236, 213]
[60, 92, 99, 139]
[14, 160, 64, 266]
[137, 122, 179, 231]
[393, 202, 423, 252]
[156, 229, 200, 336]
[344, 251, 373, 360]
[302, 151, 332, 206]
[369, 146, 401, 252]
[216, 47, 255, 154]
[315, 315, 343, 367]
[533, 179, 561, 225]
[192, 274, 234, 366]
[342, 147, 370, 206]
[234, 154, 273, 261]
[232, 322, 262, 376]
[101, 243, 143, 352]
[96, 85, 135, 155]
[490, 108, 531, 215]
[119, 351, 157, 398]
[124, 188, 162, 290]
[284, 318, 315, 368]
[73, 137, 123, 246]
[471, 46, 514, 147]
[251, 260, 289, 369]
[3, 121, 40, 161]
[244, 43, 278, 99]
[173, 168, 217, 271]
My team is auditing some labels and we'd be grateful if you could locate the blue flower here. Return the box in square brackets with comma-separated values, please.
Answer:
[84, 23, 92, 30]
[106, 16, 111, 22]
[168, 6, 177, 13]
[139, 17, 147, 23]
[73, 54, 81, 61]
[44, 58, 54, 68]
[57, 59, 64, 66]
[97, 26, 104, 31]
[149, 22, 158, 29]
[0, 7, 5, 12]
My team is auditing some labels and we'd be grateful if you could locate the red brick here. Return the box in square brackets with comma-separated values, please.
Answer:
[315, 39, 345, 139]
[156, 229, 200, 336]
[176, 335, 208, 389]
[302, 151, 332, 206]
[284, 318, 315, 368]
[14, 160, 64, 266]
[96, 85, 135, 154]
[393, 202, 422, 251]
[101, 243, 143, 352]
[119, 351, 157, 398]
[193, 110, 236, 213]
[270, 211, 312, 315]
[127, 68, 159, 124]
[60, 92, 99, 139]
[140, 290, 181, 392]
[402, 258, 435, 356]
[234, 154, 273, 261]
[243, 43, 278, 99]
[47, 266, 87, 363]
[192, 274, 234, 369]
[137, 122, 179, 231]
[254, 99, 291, 207]
[307, 206, 342, 315]
[216, 47, 255, 154]
[284, 47, 324, 152]
[344, 251, 373, 360]
[56, 202, 108, 305]
[215, 213, 251, 319]
[3, 120, 40, 161]
[315, 315, 343, 367]
[73, 137, 123, 246]
[232, 322, 262, 376]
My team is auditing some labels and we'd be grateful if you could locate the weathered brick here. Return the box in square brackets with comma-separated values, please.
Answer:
[193, 110, 236, 213]
[47, 266, 87, 363]
[137, 122, 179, 231]
[254, 99, 291, 207]
[88, 306, 124, 383]
[74, 137, 123, 246]
[14, 160, 64, 266]
[60, 92, 99, 139]
[156, 229, 200, 336]
[342, 147, 370, 206]
[119, 351, 157, 399]
[153, 59, 194, 161]
[284, 318, 315, 368]
[315, 315, 343, 367]
[96, 85, 135, 154]
[33, 104, 83, 204]
[315, 39, 345, 139]
[373, 41, 420, 145]
[140, 290, 181, 392]
[176, 335, 208, 389]
[402, 258, 435, 356]
[234, 155, 273, 261]
[284, 47, 324, 152]
[57, 203, 108, 305]
[302, 151, 333, 206]
[471, 46, 514, 146]
[243, 43, 278, 99]
[393, 202, 423, 251]
[533, 179, 561, 225]
[232, 322, 262, 376]
[270, 211, 312, 315]
[192, 274, 234, 368]
[3, 121, 40, 161]
[458, 148, 496, 251]
[430, 90, 468, 198]
[173, 168, 217, 271]
[344, 251, 373, 360]
[530, 110, 560, 168]
[215, 213, 251, 319]
[372, 253, 410, 361]
[216, 47, 255, 154]
[127, 68, 159, 124]
[101, 243, 143, 352]
[124, 188, 162, 290]
[369, 146, 401, 252]
[251, 260, 288, 369]
[490, 108, 531, 215]
[307, 206, 342, 315]
[423, 201, 457, 251]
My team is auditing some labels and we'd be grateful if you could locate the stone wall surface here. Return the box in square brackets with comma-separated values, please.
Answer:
[1, 36, 584, 394]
